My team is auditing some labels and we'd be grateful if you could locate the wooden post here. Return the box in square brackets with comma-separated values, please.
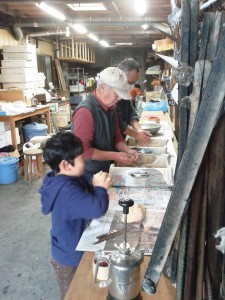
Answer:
[72, 38, 74, 57]
[60, 42, 63, 58]
[75, 42, 78, 58]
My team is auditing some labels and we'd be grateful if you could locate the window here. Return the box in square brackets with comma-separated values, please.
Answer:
[37, 55, 53, 88]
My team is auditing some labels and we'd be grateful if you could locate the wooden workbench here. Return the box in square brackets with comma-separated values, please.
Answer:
[0, 106, 51, 149]
[64, 252, 175, 300]
[65, 110, 177, 300]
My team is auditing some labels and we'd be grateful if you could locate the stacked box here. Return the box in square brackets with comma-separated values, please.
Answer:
[0, 128, 20, 148]
[0, 44, 39, 90]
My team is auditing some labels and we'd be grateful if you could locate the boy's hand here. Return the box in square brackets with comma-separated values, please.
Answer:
[93, 171, 112, 190]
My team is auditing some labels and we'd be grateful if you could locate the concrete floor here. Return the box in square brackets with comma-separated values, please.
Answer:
[0, 171, 59, 300]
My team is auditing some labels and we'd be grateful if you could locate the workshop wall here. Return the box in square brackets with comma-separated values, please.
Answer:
[0, 28, 18, 48]
[36, 40, 54, 58]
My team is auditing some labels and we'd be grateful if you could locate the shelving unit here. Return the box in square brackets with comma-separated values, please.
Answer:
[66, 67, 86, 93]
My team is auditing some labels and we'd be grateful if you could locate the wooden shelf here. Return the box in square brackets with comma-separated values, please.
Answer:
[58, 40, 96, 64]
[58, 57, 95, 64]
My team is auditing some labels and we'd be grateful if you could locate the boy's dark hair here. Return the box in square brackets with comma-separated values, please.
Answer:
[134, 83, 141, 89]
[118, 58, 140, 73]
[43, 131, 83, 173]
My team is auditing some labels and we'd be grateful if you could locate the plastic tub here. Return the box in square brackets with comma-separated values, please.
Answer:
[22, 122, 48, 142]
[143, 100, 168, 112]
[0, 157, 19, 184]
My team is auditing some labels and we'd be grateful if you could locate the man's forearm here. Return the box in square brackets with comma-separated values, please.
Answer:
[123, 126, 139, 139]
[92, 148, 118, 161]
[115, 141, 132, 153]
[130, 119, 141, 131]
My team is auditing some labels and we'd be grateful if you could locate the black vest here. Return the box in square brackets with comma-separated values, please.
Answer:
[74, 94, 116, 175]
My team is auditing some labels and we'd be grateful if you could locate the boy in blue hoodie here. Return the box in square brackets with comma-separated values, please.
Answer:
[39, 131, 112, 300]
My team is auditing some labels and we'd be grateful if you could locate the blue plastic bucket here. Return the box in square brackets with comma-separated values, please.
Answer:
[22, 122, 48, 142]
[0, 157, 19, 184]
[143, 100, 168, 112]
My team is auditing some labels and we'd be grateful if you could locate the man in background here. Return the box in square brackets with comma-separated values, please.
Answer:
[129, 83, 143, 108]
[117, 58, 151, 144]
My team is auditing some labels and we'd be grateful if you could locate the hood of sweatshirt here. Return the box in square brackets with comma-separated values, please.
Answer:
[39, 171, 71, 215]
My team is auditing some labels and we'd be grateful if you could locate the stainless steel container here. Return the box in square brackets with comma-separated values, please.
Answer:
[107, 244, 143, 300]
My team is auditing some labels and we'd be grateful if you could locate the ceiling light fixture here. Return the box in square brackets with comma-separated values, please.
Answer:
[73, 24, 88, 34]
[67, 3, 106, 11]
[141, 24, 149, 30]
[36, 2, 66, 21]
[87, 33, 99, 42]
[99, 40, 109, 47]
[135, 0, 147, 16]
[115, 42, 133, 45]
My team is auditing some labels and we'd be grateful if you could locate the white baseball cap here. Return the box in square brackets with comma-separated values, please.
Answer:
[99, 67, 131, 100]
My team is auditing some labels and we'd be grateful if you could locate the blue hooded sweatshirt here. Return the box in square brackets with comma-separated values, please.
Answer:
[39, 171, 109, 266]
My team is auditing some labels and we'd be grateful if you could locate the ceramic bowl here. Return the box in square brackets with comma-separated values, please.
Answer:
[140, 123, 161, 135]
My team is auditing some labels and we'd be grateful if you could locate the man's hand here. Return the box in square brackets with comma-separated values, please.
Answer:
[114, 152, 138, 166]
[92, 171, 112, 189]
[126, 148, 139, 160]
[135, 130, 151, 145]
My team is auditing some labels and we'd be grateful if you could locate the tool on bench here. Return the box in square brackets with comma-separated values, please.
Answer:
[94, 229, 126, 245]
[94, 198, 144, 300]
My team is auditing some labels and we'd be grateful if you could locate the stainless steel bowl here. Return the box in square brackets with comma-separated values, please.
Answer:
[140, 123, 162, 135]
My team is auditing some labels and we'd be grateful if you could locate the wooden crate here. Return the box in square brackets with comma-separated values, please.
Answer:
[154, 38, 174, 52]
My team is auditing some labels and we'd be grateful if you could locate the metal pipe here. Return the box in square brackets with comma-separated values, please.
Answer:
[17, 21, 170, 31]
[141, 28, 225, 295]
[27, 31, 66, 37]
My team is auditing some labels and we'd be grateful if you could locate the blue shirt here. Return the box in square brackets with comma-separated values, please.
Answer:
[39, 171, 109, 266]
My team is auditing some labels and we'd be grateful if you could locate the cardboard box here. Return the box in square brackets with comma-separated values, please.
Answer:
[3, 44, 36, 53]
[1, 67, 37, 75]
[0, 89, 26, 102]
[0, 89, 32, 106]
[2, 82, 32, 89]
[1, 60, 32, 68]
[0, 128, 20, 148]
[154, 38, 174, 52]
[0, 122, 10, 133]
[3, 52, 35, 61]
[146, 91, 163, 101]
[0, 73, 34, 83]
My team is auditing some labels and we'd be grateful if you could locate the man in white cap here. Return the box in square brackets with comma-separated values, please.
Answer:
[72, 67, 138, 175]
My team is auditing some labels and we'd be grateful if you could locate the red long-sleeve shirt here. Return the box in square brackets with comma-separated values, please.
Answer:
[72, 91, 124, 159]
[129, 87, 142, 101]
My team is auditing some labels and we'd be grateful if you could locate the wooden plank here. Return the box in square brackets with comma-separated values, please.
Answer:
[64, 252, 176, 300]
[183, 163, 205, 300]
[54, 59, 67, 91]
[206, 12, 223, 61]
[189, 0, 199, 67]
[195, 156, 208, 300]
[58, 58, 95, 64]
[206, 114, 225, 299]
[199, 13, 214, 60]
[188, 60, 211, 135]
